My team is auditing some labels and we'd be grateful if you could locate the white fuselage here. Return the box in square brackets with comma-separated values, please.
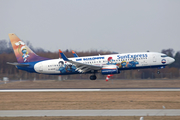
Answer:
[33, 52, 174, 75]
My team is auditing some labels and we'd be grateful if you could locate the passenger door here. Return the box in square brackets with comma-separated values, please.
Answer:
[153, 55, 156, 62]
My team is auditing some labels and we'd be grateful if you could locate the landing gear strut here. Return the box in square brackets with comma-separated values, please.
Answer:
[90, 75, 97, 80]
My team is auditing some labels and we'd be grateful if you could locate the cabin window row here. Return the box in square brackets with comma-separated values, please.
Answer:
[83, 57, 147, 64]
[47, 57, 148, 66]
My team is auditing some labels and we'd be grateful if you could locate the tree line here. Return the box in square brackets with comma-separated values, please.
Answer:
[0, 40, 179, 80]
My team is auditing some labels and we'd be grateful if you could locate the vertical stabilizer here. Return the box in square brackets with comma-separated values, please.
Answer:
[9, 33, 49, 63]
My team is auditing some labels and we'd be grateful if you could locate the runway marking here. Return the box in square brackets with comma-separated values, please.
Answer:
[100, 89, 180, 91]
[0, 89, 101, 92]
[0, 109, 180, 116]
[0, 89, 180, 92]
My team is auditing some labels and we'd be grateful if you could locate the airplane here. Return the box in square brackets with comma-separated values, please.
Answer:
[7, 33, 175, 80]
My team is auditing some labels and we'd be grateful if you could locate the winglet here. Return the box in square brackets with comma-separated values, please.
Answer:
[72, 50, 75, 54]
[59, 49, 69, 61]
[72, 50, 79, 57]
[58, 49, 61, 58]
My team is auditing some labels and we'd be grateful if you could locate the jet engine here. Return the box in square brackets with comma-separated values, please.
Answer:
[101, 65, 120, 75]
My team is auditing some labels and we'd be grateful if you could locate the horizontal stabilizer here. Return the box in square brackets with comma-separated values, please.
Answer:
[7, 62, 30, 66]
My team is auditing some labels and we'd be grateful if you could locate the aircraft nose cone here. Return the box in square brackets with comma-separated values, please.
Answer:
[169, 57, 175, 64]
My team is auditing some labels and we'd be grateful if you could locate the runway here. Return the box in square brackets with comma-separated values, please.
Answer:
[0, 89, 179, 117]
[0, 88, 180, 92]
[0, 109, 180, 117]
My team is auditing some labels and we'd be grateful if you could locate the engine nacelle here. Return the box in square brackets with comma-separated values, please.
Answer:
[101, 65, 120, 75]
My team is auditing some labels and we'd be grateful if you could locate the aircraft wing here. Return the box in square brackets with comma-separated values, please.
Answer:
[68, 60, 102, 72]
[59, 50, 102, 73]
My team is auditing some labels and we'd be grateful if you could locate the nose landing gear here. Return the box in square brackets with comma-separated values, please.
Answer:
[157, 70, 160, 74]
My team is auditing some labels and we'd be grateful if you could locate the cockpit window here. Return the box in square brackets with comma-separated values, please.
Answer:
[161, 55, 168, 57]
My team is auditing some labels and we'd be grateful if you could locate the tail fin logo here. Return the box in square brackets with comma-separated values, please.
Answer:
[9, 33, 49, 63]
[15, 41, 29, 62]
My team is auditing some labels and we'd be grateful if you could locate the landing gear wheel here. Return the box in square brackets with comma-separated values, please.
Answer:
[90, 75, 97, 80]
[157, 71, 160, 74]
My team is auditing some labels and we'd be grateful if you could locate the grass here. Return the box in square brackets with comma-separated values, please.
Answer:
[0, 91, 180, 110]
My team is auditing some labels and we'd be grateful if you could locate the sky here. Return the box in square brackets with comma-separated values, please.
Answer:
[0, 0, 180, 53]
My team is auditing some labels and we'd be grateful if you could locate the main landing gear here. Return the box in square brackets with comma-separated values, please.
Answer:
[90, 75, 97, 80]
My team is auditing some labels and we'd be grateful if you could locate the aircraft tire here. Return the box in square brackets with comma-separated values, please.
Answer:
[90, 75, 97, 80]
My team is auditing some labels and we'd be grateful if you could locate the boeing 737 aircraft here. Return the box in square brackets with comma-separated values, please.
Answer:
[7, 33, 175, 80]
